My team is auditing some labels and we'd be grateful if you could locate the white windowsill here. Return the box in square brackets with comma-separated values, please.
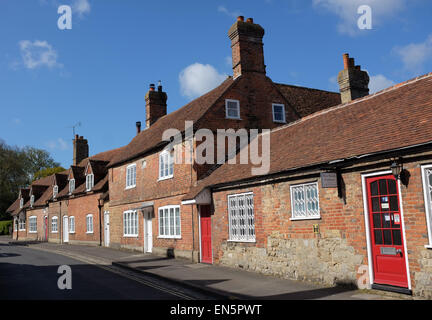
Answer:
[227, 239, 256, 243]
[158, 175, 173, 181]
[125, 185, 136, 190]
[52, 231, 58, 233]
[69, 232, 75, 234]
[273, 120, 286, 124]
[86, 231, 94, 234]
[425, 245, 432, 249]
[123, 234, 139, 238]
[290, 217, 321, 221]
[226, 117, 242, 120]
[28, 231, 37, 233]
[158, 235, 181, 239]
[18, 229, 26, 232]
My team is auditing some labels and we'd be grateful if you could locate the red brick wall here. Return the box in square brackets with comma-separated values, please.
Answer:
[210, 159, 432, 298]
[47, 200, 67, 242]
[67, 193, 101, 245]
[26, 207, 47, 241]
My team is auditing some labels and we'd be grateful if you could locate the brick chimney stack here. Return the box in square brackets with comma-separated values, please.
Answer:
[228, 16, 266, 79]
[145, 81, 167, 128]
[73, 134, 89, 165]
[337, 53, 370, 104]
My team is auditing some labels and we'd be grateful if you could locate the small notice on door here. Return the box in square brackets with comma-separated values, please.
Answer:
[381, 196, 389, 209]
[384, 214, 391, 222]
[394, 214, 400, 224]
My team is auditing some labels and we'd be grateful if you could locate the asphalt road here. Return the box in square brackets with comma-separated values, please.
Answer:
[0, 242, 201, 300]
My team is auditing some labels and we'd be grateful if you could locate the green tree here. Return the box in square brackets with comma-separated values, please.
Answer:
[33, 166, 66, 181]
[0, 139, 63, 220]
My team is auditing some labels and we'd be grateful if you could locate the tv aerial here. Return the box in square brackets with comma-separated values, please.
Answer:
[67, 121, 82, 137]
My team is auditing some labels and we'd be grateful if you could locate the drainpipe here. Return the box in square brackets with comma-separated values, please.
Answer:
[98, 198, 103, 246]
[59, 201, 62, 244]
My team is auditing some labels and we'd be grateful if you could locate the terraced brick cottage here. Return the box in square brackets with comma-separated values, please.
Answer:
[105, 16, 340, 259]
[183, 68, 432, 298]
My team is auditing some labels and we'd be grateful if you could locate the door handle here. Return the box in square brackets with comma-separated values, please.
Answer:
[396, 249, 403, 256]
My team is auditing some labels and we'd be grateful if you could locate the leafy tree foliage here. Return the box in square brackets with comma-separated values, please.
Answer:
[0, 139, 62, 220]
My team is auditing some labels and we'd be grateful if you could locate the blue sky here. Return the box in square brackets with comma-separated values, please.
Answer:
[1, 0, 431, 168]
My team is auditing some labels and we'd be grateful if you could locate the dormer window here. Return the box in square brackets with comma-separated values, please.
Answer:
[86, 173, 94, 191]
[53, 185, 58, 198]
[225, 99, 240, 119]
[69, 179, 75, 194]
[30, 195, 35, 207]
[20, 198, 24, 208]
[272, 103, 286, 123]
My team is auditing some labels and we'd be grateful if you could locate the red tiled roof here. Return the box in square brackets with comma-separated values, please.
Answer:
[108, 77, 236, 167]
[275, 83, 341, 117]
[184, 72, 432, 200]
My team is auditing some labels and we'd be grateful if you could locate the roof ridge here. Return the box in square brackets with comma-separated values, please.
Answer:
[274, 82, 339, 94]
[271, 71, 432, 135]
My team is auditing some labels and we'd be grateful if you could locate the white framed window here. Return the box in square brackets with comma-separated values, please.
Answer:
[126, 164, 137, 189]
[225, 99, 240, 119]
[86, 174, 94, 191]
[158, 205, 181, 238]
[14, 218, 18, 231]
[159, 150, 174, 180]
[290, 182, 320, 220]
[421, 165, 432, 248]
[272, 103, 286, 123]
[69, 179, 75, 194]
[20, 198, 24, 208]
[29, 216, 37, 233]
[18, 218, 26, 231]
[228, 192, 255, 242]
[53, 185, 58, 198]
[123, 210, 138, 237]
[51, 216, 58, 233]
[30, 195, 35, 207]
[86, 214, 94, 233]
[69, 216, 75, 233]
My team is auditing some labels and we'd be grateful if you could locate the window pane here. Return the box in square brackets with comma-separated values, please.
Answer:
[159, 210, 164, 235]
[169, 208, 174, 236]
[370, 181, 378, 196]
[383, 229, 392, 245]
[388, 179, 397, 194]
[175, 208, 180, 236]
[374, 230, 383, 245]
[379, 180, 388, 195]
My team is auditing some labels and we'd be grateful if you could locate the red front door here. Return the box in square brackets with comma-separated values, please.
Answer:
[200, 205, 212, 264]
[366, 175, 408, 288]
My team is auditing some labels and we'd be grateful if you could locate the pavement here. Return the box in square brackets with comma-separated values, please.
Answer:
[0, 235, 413, 300]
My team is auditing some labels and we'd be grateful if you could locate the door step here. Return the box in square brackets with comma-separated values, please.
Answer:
[371, 283, 412, 295]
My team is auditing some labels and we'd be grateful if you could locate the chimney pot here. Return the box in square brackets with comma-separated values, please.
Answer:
[246, 17, 254, 23]
[349, 58, 355, 68]
[343, 53, 350, 69]
[237, 16, 244, 22]
[149, 83, 155, 91]
[136, 121, 141, 135]
[73, 134, 89, 165]
[157, 80, 162, 92]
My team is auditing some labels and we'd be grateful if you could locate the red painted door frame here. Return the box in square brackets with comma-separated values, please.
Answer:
[200, 205, 212, 264]
[366, 174, 408, 288]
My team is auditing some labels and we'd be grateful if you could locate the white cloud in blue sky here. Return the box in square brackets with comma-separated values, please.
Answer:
[72, 0, 90, 18]
[217, 5, 241, 18]
[393, 34, 432, 74]
[313, 0, 406, 36]
[179, 63, 227, 99]
[46, 138, 69, 151]
[18, 40, 62, 69]
[369, 74, 396, 93]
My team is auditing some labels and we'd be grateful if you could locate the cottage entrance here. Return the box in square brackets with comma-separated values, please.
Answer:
[366, 175, 408, 288]
[200, 205, 212, 264]
[63, 216, 69, 243]
[104, 212, 110, 247]
[144, 211, 152, 253]
[44, 216, 48, 241]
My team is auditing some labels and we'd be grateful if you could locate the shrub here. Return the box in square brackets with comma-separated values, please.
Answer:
[0, 220, 12, 235]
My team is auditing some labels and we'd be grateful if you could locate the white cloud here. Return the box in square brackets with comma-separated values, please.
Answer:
[313, 0, 405, 36]
[73, 0, 91, 17]
[217, 5, 241, 18]
[225, 56, 232, 67]
[46, 138, 69, 151]
[19, 40, 62, 69]
[393, 34, 432, 73]
[179, 63, 227, 99]
[369, 74, 396, 93]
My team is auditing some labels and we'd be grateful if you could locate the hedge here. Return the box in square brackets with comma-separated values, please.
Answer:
[0, 220, 12, 235]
